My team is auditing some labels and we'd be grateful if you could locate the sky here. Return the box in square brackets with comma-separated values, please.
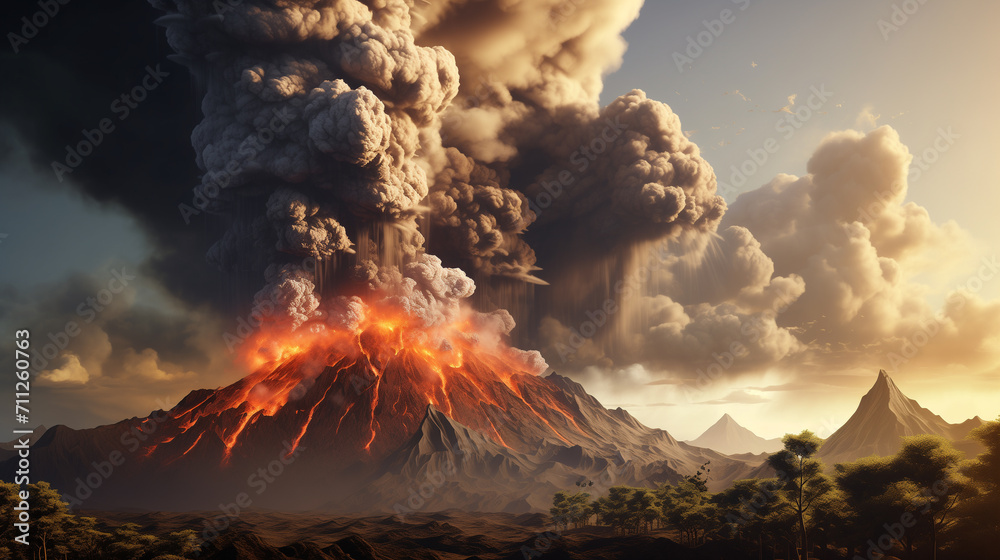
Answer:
[0, 0, 997, 442]
[589, 0, 1000, 438]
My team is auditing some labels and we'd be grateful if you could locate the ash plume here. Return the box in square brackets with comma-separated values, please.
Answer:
[148, 0, 727, 373]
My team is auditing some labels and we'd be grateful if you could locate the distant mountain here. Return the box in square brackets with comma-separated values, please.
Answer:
[685, 414, 782, 455]
[819, 370, 984, 464]
[0, 425, 45, 452]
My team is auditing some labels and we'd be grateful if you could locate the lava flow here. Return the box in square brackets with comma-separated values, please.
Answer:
[139, 300, 590, 468]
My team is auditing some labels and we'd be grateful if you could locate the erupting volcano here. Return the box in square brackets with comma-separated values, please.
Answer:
[3, 264, 762, 511]
[140, 284, 596, 469]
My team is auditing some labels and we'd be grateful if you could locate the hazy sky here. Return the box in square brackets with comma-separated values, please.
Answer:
[591, 0, 1000, 439]
[0, 0, 997, 442]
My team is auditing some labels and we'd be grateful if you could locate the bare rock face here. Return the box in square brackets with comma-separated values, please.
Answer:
[818, 369, 984, 464]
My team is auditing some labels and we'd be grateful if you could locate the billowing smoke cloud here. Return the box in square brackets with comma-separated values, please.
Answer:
[151, 0, 459, 275]
[539, 124, 1000, 395]
[148, 0, 729, 364]
[148, 0, 999, 399]
[538, 225, 806, 375]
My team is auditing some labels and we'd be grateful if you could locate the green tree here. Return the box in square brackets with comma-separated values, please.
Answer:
[659, 479, 714, 544]
[626, 488, 659, 534]
[835, 456, 903, 557]
[836, 436, 968, 560]
[714, 478, 788, 558]
[550, 491, 591, 529]
[30, 482, 75, 560]
[952, 417, 1000, 556]
[767, 430, 830, 560]
[601, 486, 633, 534]
[106, 522, 163, 560]
[892, 435, 967, 560]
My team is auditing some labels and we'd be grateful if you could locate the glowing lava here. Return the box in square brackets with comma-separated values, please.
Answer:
[140, 300, 585, 467]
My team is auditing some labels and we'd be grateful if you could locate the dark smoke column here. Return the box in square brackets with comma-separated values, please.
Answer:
[151, 0, 730, 370]
[150, 0, 465, 328]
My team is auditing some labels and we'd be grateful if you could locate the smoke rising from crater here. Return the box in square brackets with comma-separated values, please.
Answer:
[149, 0, 727, 360]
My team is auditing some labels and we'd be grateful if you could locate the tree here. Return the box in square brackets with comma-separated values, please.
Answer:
[835, 455, 905, 557]
[153, 530, 201, 559]
[626, 488, 659, 534]
[30, 482, 75, 560]
[603, 486, 635, 534]
[659, 479, 714, 544]
[836, 436, 968, 560]
[952, 417, 1000, 556]
[767, 430, 830, 560]
[106, 522, 163, 560]
[714, 478, 789, 559]
[891, 435, 967, 560]
[685, 461, 711, 493]
[550, 491, 591, 529]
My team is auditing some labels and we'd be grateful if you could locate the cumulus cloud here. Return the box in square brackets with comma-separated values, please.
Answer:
[541, 124, 1000, 396]
[723, 126, 978, 360]
[40, 354, 90, 384]
[0, 264, 244, 429]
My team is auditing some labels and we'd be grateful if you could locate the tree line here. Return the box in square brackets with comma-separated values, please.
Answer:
[0, 481, 198, 560]
[550, 418, 1000, 560]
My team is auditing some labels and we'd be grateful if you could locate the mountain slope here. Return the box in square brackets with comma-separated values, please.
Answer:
[819, 370, 984, 464]
[686, 414, 782, 455]
[1, 351, 759, 510]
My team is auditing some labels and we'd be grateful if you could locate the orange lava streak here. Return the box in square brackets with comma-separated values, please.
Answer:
[287, 382, 335, 457]
[207, 295, 577, 461]
[432, 366, 454, 416]
[483, 414, 510, 448]
[222, 409, 260, 463]
[363, 371, 383, 452]
[165, 432, 205, 466]
[335, 402, 355, 434]
[172, 394, 214, 420]
[505, 378, 571, 445]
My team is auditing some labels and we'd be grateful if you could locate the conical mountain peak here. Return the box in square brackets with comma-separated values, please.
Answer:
[687, 413, 782, 455]
[819, 369, 980, 464]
